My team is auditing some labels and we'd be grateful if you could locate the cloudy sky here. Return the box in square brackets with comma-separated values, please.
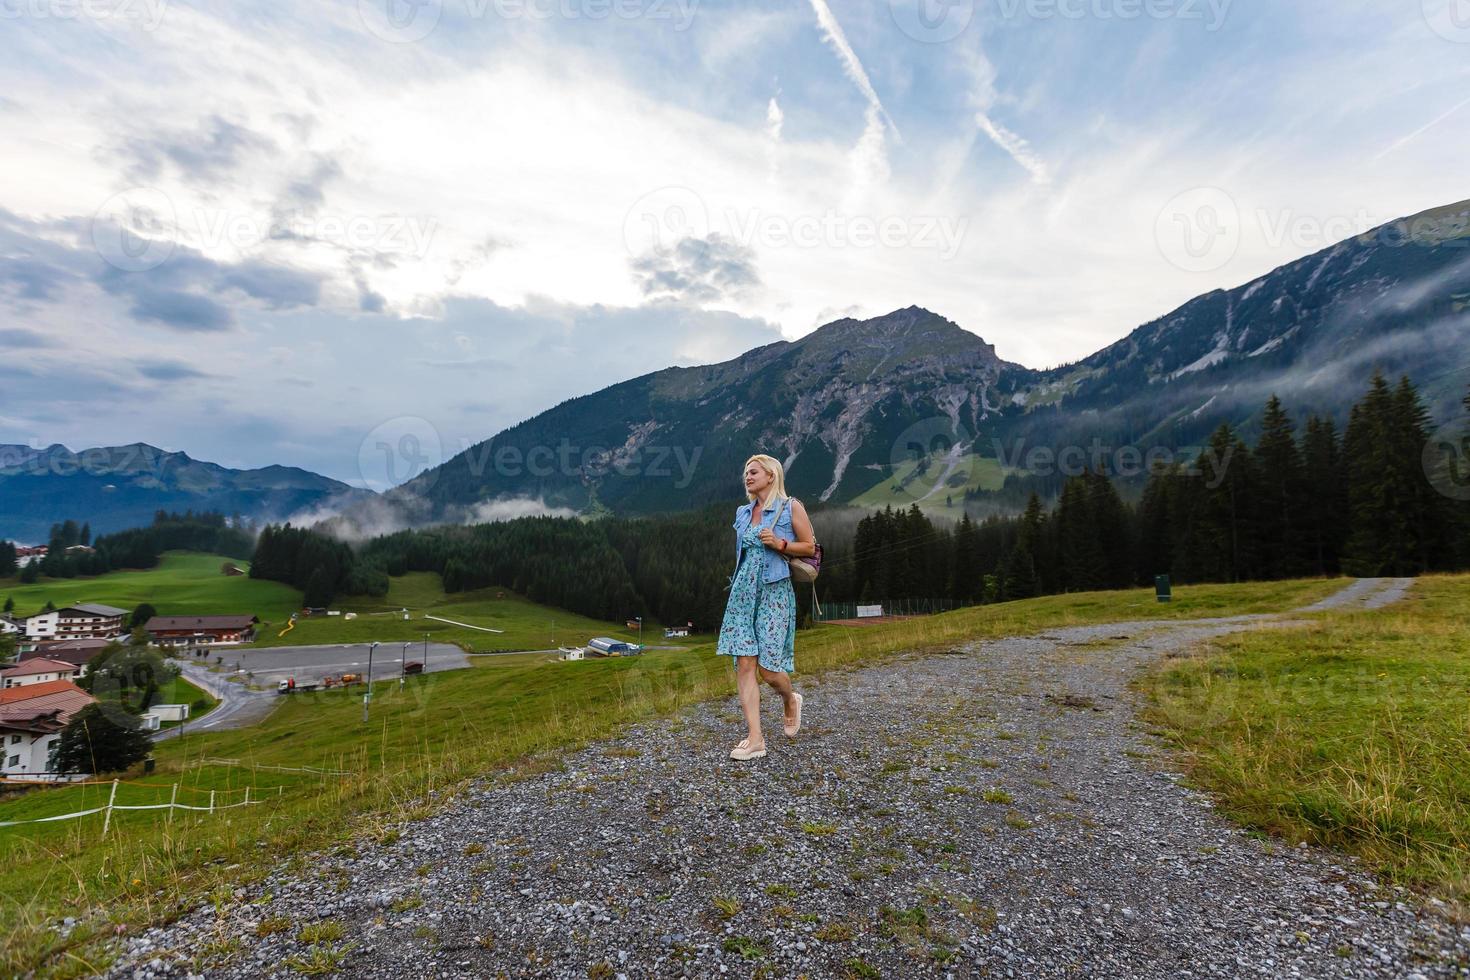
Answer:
[2, 0, 1467, 488]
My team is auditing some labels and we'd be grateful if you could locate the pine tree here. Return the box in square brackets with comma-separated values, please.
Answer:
[1300, 416, 1345, 576]
[950, 513, 981, 604]
[1001, 495, 1044, 600]
[1343, 374, 1441, 575]
[1252, 395, 1308, 579]
[1055, 476, 1105, 591]
[54, 703, 153, 774]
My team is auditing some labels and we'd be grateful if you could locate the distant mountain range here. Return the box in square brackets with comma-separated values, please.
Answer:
[0, 443, 371, 543]
[366, 199, 1469, 526]
[7, 198, 1467, 541]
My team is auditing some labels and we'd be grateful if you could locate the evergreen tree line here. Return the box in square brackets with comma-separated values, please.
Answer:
[824, 375, 1470, 604]
[9, 512, 256, 583]
[250, 524, 388, 606]
[250, 374, 1470, 627]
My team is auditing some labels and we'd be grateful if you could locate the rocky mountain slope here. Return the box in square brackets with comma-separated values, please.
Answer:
[372, 199, 1469, 523]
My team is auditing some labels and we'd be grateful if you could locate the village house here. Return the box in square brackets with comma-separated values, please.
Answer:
[0, 679, 95, 779]
[145, 615, 258, 647]
[1, 658, 83, 689]
[25, 637, 111, 672]
[22, 604, 128, 642]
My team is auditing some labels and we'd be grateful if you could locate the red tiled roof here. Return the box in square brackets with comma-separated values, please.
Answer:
[5, 658, 79, 676]
[0, 679, 94, 725]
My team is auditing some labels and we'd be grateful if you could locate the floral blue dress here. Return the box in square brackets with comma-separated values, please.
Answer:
[717, 518, 797, 673]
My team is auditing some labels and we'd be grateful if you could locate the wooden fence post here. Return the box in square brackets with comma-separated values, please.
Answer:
[101, 779, 119, 836]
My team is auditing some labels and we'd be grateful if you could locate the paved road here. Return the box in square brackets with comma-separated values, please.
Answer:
[112, 578, 1469, 978]
[155, 643, 467, 741]
[152, 660, 276, 741]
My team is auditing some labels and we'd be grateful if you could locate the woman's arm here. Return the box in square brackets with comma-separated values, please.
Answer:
[778, 499, 817, 558]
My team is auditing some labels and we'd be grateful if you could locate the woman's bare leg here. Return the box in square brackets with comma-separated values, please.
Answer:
[758, 666, 797, 721]
[736, 656, 764, 748]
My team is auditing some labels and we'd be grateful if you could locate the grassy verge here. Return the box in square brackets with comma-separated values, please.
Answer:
[1140, 574, 1470, 908]
[0, 575, 1344, 976]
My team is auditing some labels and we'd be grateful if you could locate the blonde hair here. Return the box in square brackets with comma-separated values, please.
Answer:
[743, 454, 788, 507]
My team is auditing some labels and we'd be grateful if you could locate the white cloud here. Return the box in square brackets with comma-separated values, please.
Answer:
[974, 112, 1050, 186]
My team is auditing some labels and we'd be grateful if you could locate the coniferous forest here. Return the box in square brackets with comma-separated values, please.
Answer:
[246, 374, 1470, 628]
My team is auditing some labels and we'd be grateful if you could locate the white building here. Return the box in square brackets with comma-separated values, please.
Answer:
[0, 679, 95, 777]
[1, 658, 82, 689]
[23, 604, 128, 642]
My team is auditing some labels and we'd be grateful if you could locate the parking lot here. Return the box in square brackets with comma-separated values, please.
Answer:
[178, 641, 469, 688]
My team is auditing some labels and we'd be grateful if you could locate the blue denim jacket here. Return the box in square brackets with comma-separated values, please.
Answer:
[733, 497, 797, 585]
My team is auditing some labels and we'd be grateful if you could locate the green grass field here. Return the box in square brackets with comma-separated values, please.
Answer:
[0, 553, 300, 623]
[1141, 574, 1470, 907]
[0, 573, 1347, 976]
[849, 451, 1008, 516]
[249, 572, 660, 652]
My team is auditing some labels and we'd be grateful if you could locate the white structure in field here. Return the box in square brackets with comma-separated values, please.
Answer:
[141, 703, 190, 729]
[856, 605, 884, 618]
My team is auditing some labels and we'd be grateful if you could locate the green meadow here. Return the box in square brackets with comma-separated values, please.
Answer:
[251, 572, 660, 652]
[849, 451, 1008, 516]
[0, 572, 1348, 976]
[1142, 574, 1470, 906]
[0, 553, 300, 623]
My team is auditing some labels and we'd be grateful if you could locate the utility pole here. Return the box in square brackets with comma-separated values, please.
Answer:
[401, 642, 409, 686]
[363, 641, 378, 723]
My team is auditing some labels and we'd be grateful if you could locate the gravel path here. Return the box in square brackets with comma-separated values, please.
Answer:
[108, 578, 1467, 979]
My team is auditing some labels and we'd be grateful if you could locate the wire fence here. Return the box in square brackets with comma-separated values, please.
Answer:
[813, 597, 961, 622]
[0, 779, 269, 832]
[191, 757, 357, 777]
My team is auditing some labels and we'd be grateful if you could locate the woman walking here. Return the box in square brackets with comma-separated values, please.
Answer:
[716, 454, 817, 760]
